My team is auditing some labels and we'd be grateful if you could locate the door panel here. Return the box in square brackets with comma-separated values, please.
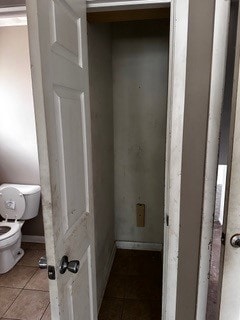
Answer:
[54, 88, 87, 232]
[26, 0, 97, 319]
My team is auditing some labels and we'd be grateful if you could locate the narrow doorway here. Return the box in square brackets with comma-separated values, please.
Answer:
[87, 9, 170, 319]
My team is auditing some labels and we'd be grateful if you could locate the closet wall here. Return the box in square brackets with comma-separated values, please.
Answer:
[88, 23, 115, 305]
[88, 19, 169, 305]
[113, 20, 169, 244]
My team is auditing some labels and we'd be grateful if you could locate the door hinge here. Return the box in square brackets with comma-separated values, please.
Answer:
[166, 215, 169, 227]
[221, 232, 226, 246]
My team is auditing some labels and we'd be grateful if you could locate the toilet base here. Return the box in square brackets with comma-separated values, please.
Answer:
[0, 236, 25, 274]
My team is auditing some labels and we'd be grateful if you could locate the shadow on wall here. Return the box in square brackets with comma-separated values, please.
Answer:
[0, 25, 44, 237]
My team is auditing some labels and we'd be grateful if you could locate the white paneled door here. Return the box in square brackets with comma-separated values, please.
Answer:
[26, 0, 97, 319]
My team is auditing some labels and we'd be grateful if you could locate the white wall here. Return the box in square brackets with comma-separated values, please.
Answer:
[0, 26, 43, 235]
[113, 21, 169, 244]
[0, 26, 39, 184]
[88, 23, 115, 307]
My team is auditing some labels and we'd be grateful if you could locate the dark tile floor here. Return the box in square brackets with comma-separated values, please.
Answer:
[98, 249, 162, 320]
[0, 242, 50, 320]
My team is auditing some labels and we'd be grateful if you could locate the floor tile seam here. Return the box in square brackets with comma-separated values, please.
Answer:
[21, 288, 49, 293]
[2, 287, 24, 318]
[15, 265, 39, 272]
[18, 264, 40, 268]
[0, 286, 22, 290]
[40, 302, 50, 320]
[0, 286, 23, 290]
[3, 288, 50, 320]
[23, 268, 39, 289]
[2, 316, 22, 320]
[120, 297, 126, 320]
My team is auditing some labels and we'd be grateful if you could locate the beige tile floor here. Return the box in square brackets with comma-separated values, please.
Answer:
[0, 243, 50, 320]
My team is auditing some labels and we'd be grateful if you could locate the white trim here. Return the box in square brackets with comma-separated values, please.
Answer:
[116, 241, 162, 251]
[162, 0, 189, 319]
[22, 235, 45, 243]
[0, 6, 26, 14]
[196, 1, 230, 319]
[0, 5, 27, 26]
[87, 0, 170, 12]
[98, 243, 116, 311]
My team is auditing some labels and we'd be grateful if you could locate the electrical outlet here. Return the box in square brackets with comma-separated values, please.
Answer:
[136, 203, 145, 227]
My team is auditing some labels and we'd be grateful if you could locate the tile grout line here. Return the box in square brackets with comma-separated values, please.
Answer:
[22, 288, 49, 293]
[120, 253, 129, 320]
[23, 248, 49, 319]
[1, 267, 37, 317]
[2, 261, 41, 317]
[120, 298, 126, 320]
[2, 265, 38, 318]
[23, 267, 39, 289]
[40, 302, 50, 320]
[2, 287, 23, 318]
[22, 247, 46, 289]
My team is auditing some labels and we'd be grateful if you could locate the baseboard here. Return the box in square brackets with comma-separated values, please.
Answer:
[22, 235, 45, 243]
[98, 242, 116, 312]
[116, 241, 163, 251]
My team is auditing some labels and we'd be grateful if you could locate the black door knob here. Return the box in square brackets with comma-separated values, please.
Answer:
[59, 256, 80, 274]
[68, 260, 80, 273]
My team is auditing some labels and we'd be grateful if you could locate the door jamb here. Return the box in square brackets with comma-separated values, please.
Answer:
[195, 1, 230, 318]
[162, 0, 189, 318]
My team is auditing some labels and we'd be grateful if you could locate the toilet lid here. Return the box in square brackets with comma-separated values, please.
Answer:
[0, 187, 26, 220]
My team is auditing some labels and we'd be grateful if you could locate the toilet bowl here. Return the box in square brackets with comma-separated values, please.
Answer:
[0, 184, 41, 274]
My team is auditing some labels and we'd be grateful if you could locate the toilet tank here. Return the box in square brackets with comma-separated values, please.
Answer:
[0, 184, 41, 220]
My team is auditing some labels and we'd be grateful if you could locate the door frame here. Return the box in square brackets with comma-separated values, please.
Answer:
[1, 0, 219, 318]
[163, 0, 230, 318]
[219, 1, 240, 317]
[195, 1, 230, 318]
[162, 0, 189, 318]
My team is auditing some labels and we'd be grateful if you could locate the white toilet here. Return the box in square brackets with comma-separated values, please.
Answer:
[0, 183, 41, 274]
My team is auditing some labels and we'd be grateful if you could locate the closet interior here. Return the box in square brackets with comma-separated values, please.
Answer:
[87, 6, 170, 317]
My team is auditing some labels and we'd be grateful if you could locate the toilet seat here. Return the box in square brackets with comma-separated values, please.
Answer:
[0, 187, 26, 220]
[0, 221, 21, 241]
[0, 221, 22, 249]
